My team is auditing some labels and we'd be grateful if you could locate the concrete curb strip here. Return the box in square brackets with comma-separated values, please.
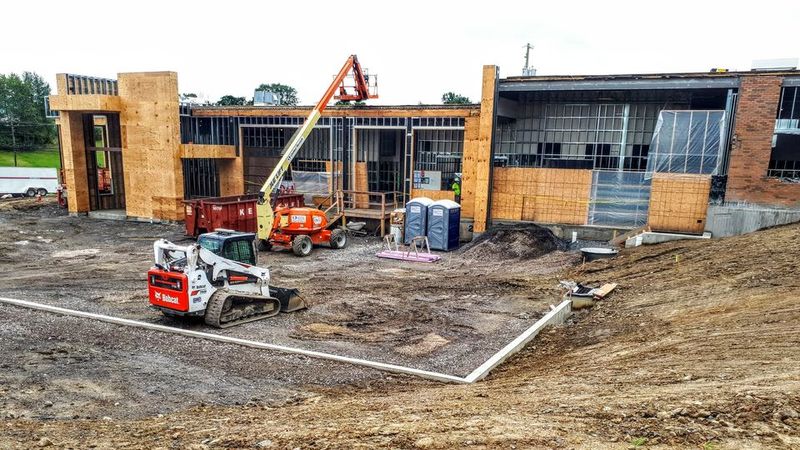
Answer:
[0, 296, 572, 384]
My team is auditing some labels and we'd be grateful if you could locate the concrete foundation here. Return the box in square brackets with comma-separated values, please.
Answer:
[706, 204, 800, 238]
[87, 209, 127, 221]
[626, 231, 711, 247]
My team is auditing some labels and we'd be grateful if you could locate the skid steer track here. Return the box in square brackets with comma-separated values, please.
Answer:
[204, 290, 281, 328]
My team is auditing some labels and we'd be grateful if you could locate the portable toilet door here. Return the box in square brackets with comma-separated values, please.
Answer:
[404, 197, 434, 244]
[427, 199, 461, 251]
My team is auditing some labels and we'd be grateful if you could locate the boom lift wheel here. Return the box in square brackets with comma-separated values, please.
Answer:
[292, 235, 313, 257]
[329, 228, 347, 249]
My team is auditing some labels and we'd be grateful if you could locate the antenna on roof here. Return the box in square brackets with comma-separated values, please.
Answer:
[522, 43, 536, 76]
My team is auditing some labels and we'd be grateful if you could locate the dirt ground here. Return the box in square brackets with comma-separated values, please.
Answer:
[1, 197, 799, 449]
[0, 200, 576, 418]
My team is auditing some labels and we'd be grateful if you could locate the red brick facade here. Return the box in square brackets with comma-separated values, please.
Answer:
[726, 75, 800, 207]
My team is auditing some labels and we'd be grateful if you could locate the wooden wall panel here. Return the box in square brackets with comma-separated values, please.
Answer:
[648, 173, 711, 234]
[460, 116, 480, 219]
[411, 189, 455, 202]
[219, 157, 244, 196]
[354, 162, 369, 208]
[490, 192, 523, 220]
[325, 161, 343, 193]
[118, 72, 183, 220]
[491, 168, 591, 225]
[180, 144, 236, 159]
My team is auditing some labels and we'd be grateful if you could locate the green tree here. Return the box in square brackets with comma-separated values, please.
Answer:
[0, 72, 55, 150]
[441, 92, 471, 104]
[256, 83, 298, 106]
[216, 95, 247, 106]
[334, 100, 365, 106]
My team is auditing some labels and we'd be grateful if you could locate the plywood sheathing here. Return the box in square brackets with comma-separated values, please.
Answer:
[60, 112, 90, 213]
[218, 157, 244, 196]
[472, 65, 498, 233]
[354, 162, 369, 208]
[648, 173, 711, 234]
[118, 72, 183, 221]
[411, 189, 455, 202]
[325, 161, 343, 193]
[180, 144, 237, 159]
[491, 168, 591, 225]
[460, 116, 480, 218]
[48, 94, 122, 112]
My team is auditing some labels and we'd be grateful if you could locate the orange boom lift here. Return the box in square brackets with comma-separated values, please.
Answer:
[256, 55, 378, 256]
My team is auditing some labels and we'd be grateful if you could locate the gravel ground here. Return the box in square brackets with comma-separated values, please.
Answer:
[0, 197, 584, 421]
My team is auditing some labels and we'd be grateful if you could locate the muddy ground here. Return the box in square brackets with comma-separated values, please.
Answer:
[1, 197, 799, 449]
[0, 198, 578, 422]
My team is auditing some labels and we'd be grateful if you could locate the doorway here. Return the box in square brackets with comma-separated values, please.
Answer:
[84, 114, 125, 211]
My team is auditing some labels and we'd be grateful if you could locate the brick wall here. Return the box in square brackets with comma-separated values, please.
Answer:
[727, 75, 800, 207]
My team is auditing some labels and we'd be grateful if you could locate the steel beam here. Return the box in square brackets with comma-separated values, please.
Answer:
[499, 77, 740, 92]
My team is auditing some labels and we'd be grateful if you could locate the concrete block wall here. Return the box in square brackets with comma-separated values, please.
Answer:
[727, 75, 800, 208]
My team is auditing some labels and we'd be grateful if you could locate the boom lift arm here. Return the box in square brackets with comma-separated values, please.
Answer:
[256, 55, 377, 241]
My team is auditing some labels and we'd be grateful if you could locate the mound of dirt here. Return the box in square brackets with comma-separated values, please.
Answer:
[461, 223, 567, 260]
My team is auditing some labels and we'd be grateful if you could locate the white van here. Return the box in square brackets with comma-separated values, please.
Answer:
[0, 167, 59, 197]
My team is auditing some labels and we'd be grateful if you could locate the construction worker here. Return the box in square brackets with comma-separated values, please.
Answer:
[451, 176, 461, 203]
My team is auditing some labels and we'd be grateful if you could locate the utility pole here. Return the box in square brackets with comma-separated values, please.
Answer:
[10, 120, 17, 167]
[522, 43, 536, 77]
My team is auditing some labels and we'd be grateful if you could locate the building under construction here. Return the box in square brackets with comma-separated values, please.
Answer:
[48, 65, 800, 237]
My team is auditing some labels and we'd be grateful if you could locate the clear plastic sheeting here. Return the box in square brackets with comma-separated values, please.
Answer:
[291, 170, 334, 194]
[646, 110, 725, 177]
[588, 171, 652, 228]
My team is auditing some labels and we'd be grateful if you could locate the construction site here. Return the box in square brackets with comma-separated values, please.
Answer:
[1, 50, 800, 449]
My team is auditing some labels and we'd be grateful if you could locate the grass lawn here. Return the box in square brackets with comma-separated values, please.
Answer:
[0, 149, 61, 168]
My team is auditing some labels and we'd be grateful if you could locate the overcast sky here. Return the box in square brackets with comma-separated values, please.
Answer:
[2, 1, 799, 105]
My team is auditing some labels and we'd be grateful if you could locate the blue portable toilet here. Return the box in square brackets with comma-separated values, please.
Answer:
[427, 199, 461, 251]
[404, 197, 433, 244]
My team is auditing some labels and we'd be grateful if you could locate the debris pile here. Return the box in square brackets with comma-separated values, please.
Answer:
[460, 223, 568, 260]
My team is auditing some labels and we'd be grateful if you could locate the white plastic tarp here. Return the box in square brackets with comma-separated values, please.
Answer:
[588, 171, 651, 228]
[291, 170, 337, 194]
[646, 110, 725, 177]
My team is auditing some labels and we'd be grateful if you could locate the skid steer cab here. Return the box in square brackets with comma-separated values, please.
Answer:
[197, 229, 260, 265]
[147, 230, 306, 328]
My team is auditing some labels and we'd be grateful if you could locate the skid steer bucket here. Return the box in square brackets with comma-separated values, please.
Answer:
[269, 286, 307, 312]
